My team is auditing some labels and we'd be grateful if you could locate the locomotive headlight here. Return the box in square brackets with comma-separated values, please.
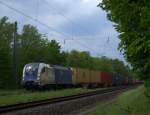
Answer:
[26, 66, 32, 73]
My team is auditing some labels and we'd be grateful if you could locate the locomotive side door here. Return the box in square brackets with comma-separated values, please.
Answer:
[40, 67, 48, 86]
[40, 66, 55, 86]
[47, 67, 55, 85]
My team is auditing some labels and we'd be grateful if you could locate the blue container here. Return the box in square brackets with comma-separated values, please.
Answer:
[112, 73, 119, 85]
[52, 65, 73, 85]
[112, 74, 124, 85]
[119, 75, 124, 85]
[112, 73, 117, 85]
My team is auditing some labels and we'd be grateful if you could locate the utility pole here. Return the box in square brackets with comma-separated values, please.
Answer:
[13, 21, 17, 87]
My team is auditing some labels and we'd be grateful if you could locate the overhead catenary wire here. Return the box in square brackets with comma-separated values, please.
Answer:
[0, 0, 100, 55]
[0, 0, 70, 39]
[35, 0, 39, 25]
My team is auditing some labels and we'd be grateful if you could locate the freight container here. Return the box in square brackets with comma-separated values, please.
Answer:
[128, 76, 133, 84]
[124, 76, 129, 85]
[84, 69, 91, 83]
[112, 73, 117, 86]
[90, 70, 101, 84]
[100, 72, 112, 86]
[112, 74, 124, 86]
[132, 77, 136, 84]
[71, 68, 90, 85]
[52, 65, 72, 85]
[120, 75, 125, 85]
[135, 79, 140, 84]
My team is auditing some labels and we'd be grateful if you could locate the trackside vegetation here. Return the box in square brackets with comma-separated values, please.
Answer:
[87, 86, 150, 115]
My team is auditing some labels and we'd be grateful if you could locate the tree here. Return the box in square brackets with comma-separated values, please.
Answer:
[66, 50, 92, 69]
[92, 56, 113, 72]
[0, 17, 14, 88]
[98, 0, 150, 83]
[44, 40, 64, 65]
[112, 59, 131, 76]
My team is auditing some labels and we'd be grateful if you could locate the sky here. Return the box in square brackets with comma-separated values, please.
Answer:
[0, 0, 125, 61]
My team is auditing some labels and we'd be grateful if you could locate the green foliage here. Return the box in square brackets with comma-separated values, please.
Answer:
[65, 50, 131, 76]
[0, 17, 14, 88]
[65, 50, 93, 69]
[18, 24, 63, 65]
[91, 56, 113, 72]
[98, 0, 150, 81]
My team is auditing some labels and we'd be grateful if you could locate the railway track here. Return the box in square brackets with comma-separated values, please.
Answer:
[0, 85, 139, 115]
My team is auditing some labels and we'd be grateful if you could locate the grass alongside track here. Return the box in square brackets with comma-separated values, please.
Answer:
[88, 86, 150, 115]
[0, 88, 96, 106]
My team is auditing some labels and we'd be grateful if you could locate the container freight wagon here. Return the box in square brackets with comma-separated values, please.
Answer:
[124, 76, 129, 85]
[90, 70, 101, 87]
[122, 75, 126, 85]
[112, 74, 124, 86]
[128, 76, 134, 84]
[51, 65, 72, 86]
[71, 68, 90, 86]
[132, 77, 136, 84]
[100, 72, 112, 86]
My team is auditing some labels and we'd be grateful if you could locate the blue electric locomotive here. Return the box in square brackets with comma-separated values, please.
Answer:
[22, 63, 72, 89]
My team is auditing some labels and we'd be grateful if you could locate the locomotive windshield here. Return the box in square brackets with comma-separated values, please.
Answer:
[25, 63, 39, 73]
[23, 63, 39, 81]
